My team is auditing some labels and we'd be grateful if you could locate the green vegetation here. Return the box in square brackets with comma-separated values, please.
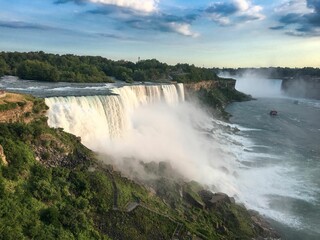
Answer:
[0, 101, 17, 112]
[196, 80, 252, 119]
[0, 51, 219, 83]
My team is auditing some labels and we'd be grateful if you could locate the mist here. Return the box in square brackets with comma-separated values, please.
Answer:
[100, 101, 240, 195]
[46, 85, 241, 198]
[220, 70, 284, 98]
[45, 83, 305, 225]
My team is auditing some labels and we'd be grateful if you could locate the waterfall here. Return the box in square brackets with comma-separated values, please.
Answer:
[45, 83, 185, 151]
[46, 82, 242, 197]
[235, 77, 283, 98]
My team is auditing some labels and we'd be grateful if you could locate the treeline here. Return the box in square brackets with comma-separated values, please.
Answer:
[0, 51, 219, 83]
[215, 67, 320, 79]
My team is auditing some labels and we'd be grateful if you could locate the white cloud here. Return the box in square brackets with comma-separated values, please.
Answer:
[274, 0, 313, 14]
[206, 0, 264, 26]
[234, 0, 250, 11]
[244, 5, 264, 20]
[236, 0, 264, 21]
[89, 0, 159, 13]
[168, 22, 199, 37]
[209, 14, 231, 26]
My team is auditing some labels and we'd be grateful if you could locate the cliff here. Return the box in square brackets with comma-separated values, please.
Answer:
[184, 78, 236, 92]
[184, 79, 252, 119]
[0, 92, 48, 123]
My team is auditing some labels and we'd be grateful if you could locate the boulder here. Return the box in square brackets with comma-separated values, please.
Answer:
[198, 190, 232, 208]
[183, 191, 205, 209]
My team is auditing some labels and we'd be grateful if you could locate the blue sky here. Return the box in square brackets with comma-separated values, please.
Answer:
[0, 0, 319, 67]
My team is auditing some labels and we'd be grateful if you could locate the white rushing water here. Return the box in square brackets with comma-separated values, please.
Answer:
[45, 83, 241, 197]
[46, 84, 185, 151]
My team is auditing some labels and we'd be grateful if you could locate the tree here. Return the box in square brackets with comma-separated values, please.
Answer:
[0, 57, 9, 76]
[17, 60, 60, 81]
[133, 70, 147, 82]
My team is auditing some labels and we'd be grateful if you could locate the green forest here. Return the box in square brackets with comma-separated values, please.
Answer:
[1, 52, 318, 84]
[0, 51, 219, 83]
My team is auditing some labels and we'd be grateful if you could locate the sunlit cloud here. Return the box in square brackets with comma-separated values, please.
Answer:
[205, 0, 264, 26]
[55, 0, 159, 13]
[168, 22, 199, 37]
[271, 0, 320, 36]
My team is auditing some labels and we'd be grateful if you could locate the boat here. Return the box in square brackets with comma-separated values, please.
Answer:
[269, 110, 278, 116]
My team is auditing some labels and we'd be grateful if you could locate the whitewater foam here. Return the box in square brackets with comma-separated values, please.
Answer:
[45, 82, 318, 233]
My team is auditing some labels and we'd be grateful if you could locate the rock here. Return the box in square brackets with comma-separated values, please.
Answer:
[208, 192, 231, 205]
[198, 190, 232, 208]
[153, 177, 183, 208]
[0, 144, 8, 165]
[198, 190, 214, 202]
[249, 210, 281, 239]
[183, 191, 205, 209]
[158, 161, 173, 177]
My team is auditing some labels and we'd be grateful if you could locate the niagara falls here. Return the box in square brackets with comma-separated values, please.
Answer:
[1, 0, 320, 239]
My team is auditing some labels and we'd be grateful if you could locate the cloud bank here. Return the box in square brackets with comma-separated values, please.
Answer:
[55, 0, 265, 37]
[56, 0, 159, 13]
[271, 0, 320, 36]
[205, 0, 264, 26]
[51, 0, 320, 38]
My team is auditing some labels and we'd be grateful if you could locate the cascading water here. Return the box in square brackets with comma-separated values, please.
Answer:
[45, 83, 240, 197]
[235, 77, 283, 98]
[45, 84, 185, 150]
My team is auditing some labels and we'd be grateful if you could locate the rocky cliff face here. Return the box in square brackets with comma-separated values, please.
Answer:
[0, 93, 48, 123]
[184, 79, 236, 94]
[184, 79, 251, 119]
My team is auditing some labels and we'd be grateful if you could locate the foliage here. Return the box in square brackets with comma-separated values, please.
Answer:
[0, 102, 17, 112]
[17, 60, 60, 82]
[0, 51, 220, 83]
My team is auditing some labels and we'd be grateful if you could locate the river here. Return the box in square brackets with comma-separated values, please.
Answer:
[227, 77, 320, 239]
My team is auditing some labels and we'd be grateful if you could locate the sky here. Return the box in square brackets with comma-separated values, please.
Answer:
[0, 0, 319, 68]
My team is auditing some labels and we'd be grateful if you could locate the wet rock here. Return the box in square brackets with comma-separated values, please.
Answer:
[249, 210, 281, 239]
